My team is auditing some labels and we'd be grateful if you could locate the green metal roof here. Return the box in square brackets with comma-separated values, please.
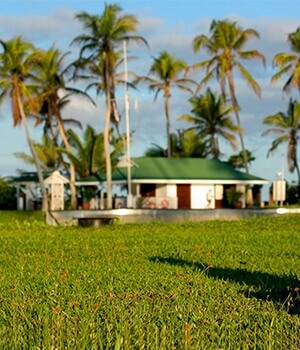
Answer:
[81, 157, 267, 184]
[12, 171, 53, 184]
[13, 158, 267, 185]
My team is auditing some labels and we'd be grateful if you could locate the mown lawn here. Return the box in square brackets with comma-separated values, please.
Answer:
[0, 211, 299, 349]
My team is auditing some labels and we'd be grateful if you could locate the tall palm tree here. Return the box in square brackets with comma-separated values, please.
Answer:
[179, 88, 240, 159]
[141, 51, 194, 158]
[262, 98, 300, 185]
[193, 19, 265, 170]
[145, 129, 209, 158]
[271, 27, 300, 94]
[71, 49, 126, 135]
[34, 47, 92, 209]
[0, 36, 48, 210]
[72, 3, 147, 208]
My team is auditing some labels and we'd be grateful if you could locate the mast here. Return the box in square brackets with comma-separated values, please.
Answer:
[123, 40, 133, 208]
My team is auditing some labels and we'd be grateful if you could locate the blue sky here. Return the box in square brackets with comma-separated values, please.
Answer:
[1, 0, 300, 200]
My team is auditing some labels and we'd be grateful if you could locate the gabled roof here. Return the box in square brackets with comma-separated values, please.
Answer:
[44, 171, 69, 184]
[79, 157, 267, 185]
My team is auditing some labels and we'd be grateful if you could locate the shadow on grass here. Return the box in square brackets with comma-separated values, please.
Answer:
[149, 256, 300, 315]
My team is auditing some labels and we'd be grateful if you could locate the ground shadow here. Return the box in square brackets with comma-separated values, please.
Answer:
[149, 256, 300, 315]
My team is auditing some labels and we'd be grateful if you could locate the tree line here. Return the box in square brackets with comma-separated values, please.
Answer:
[1, 2, 300, 210]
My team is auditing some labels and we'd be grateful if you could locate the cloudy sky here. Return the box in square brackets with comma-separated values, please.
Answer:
[1, 0, 300, 199]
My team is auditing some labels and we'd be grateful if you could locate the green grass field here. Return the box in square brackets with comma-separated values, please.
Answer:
[0, 211, 299, 349]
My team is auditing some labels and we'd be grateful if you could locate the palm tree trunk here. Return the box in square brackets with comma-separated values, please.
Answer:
[227, 70, 253, 207]
[56, 113, 77, 209]
[227, 71, 249, 174]
[211, 136, 219, 159]
[104, 66, 113, 209]
[294, 157, 300, 186]
[17, 94, 48, 211]
[165, 93, 171, 158]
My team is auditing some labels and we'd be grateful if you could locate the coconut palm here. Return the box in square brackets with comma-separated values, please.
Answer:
[66, 125, 105, 179]
[193, 19, 265, 170]
[65, 125, 123, 179]
[0, 36, 48, 210]
[140, 51, 194, 158]
[144, 144, 167, 158]
[262, 98, 300, 185]
[14, 134, 64, 171]
[72, 3, 147, 208]
[271, 27, 300, 94]
[145, 129, 209, 158]
[171, 129, 210, 158]
[33, 47, 93, 209]
[71, 49, 129, 136]
[179, 88, 240, 159]
[227, 149, 255, 170]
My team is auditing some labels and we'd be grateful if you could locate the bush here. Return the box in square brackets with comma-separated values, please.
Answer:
[0, 177, 16, 210]
[286, 183, 300, 205]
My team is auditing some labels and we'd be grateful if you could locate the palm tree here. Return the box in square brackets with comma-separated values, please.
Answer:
[71, 49, 127, 136]
[0, 36, 48, 210]
[193, 19, 265, 170]
[171, 129, 210, 158]
[227, 150, 255, 170]
[33, 47, 92, 209]
[271, 27, 300, 94]
[179, 88, 240, 159]
[262, 98, 300, 185]
[144, 129, 209, 158]
[144, 144, 167, 157]
[66, 125, 106, 179]
[72, 3, 147, 208]
[14, 134, 64, 171]
[140, 51, 194, 158]
[65, 125, 123, 179]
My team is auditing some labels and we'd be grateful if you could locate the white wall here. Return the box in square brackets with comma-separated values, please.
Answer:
[191, 185, 215, 209]
[155, 184, 177, 198]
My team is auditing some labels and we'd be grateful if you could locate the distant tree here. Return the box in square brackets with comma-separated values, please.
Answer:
[271, 27, 300, 94]
[144, 144, 167, 158]
[179, 88, 240, 159]
[65, 125, 123, 179]
[227, 150, 255, 170]
[140, 51, 194, 158]
[286, 182, 300, 204]
[0, 177, 16, 210]
[14, 135, 64, 172]
[72, 3, 147, 208]
[0, 37, 48, 210]
[193, 19, 265, 171]
[262, 98, 300, 185]
[144, 129, 209, 158]
[171, 129, 210, 158]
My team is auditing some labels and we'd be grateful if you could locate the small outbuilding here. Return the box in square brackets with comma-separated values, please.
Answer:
[44, 171, 69, 210]
[80, 157, 268, 209]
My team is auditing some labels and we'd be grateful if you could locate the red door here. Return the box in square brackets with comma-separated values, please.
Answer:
[177, 184, 191, 209]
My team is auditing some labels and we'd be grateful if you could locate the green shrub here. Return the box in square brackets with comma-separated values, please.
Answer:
[0, 177, 16, 210]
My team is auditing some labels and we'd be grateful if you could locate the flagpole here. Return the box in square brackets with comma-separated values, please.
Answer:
[123, 40, 132, 208]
